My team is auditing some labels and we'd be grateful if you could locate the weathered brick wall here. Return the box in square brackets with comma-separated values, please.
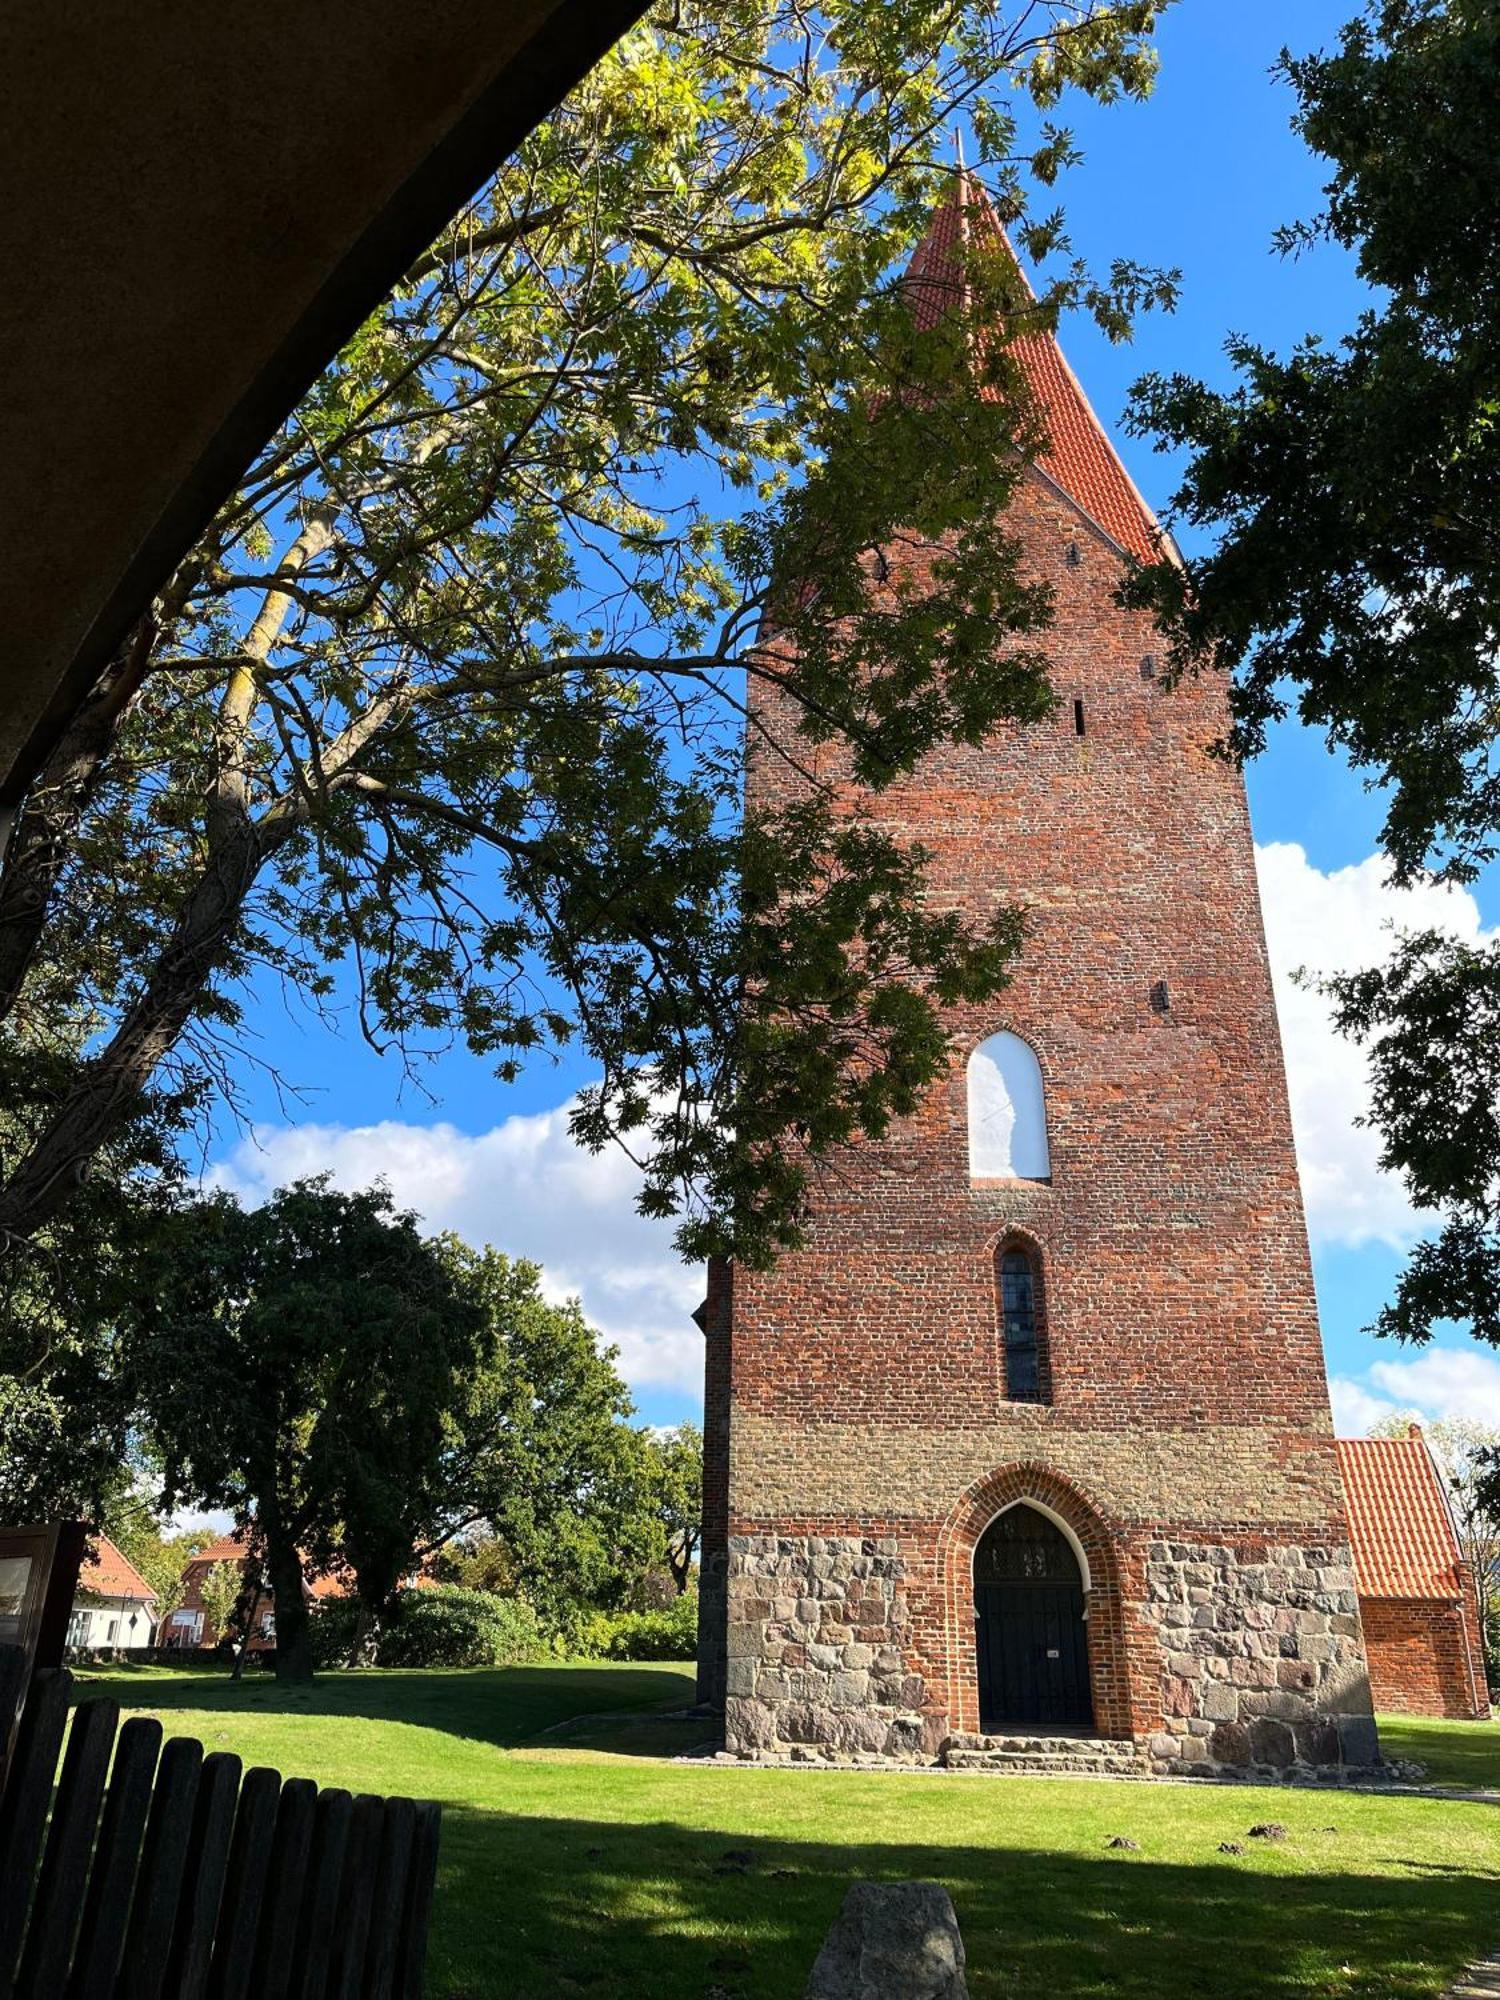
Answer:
[706, 461, 1378, 1775]
[1361, 1595, 1491, 1720]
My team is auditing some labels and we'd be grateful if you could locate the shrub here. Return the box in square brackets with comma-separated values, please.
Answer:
[308, 1596, 363, 1669]
[374, 1585, 546, 1668]
[562, 1590, 698, 1662]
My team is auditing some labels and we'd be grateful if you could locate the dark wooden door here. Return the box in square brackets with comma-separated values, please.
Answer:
[974, 1507, 1092, 1731]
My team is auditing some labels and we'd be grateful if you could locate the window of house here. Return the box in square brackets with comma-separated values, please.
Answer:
[967, 1032, 1050, 1180]
[998, 1244, 1044, 1402]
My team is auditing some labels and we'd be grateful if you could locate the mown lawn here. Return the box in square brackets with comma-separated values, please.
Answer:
[78, 1664, 1500, 2000]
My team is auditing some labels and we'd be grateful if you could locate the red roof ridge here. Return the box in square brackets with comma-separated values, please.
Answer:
[902, 169, 1165, 567]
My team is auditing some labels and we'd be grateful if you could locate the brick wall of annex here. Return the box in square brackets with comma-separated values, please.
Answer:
[710, 465, 1377, 1775]
[1360, 1595, 1491, 1721]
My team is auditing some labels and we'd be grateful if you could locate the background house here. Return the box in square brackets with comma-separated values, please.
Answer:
[164, 1531, 349, 1651]
[66, 1535, 157, 1651]
[1338, 1427, 1491, 1720]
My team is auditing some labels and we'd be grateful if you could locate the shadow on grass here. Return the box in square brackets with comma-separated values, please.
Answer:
[75, 1662, 700, 1757]
[1377, 1714, 1500, 1792]
[427, 1808, 1500, 2000]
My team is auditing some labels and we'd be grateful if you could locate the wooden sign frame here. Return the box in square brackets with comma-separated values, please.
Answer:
[0, 1520, 87, 1683]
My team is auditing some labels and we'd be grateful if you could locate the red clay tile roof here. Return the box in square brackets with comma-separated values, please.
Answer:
[902, 172, 1163, 565]
[1337, 1431, 1466, 1602]
[187, 1532, 249, 1569]
[81, 1534, 156, 1603]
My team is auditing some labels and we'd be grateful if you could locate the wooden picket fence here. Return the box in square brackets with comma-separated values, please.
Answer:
[0, 1649, 441, 1999]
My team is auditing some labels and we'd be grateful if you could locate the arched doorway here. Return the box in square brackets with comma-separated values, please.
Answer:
[974, 1504, 1093, 1731]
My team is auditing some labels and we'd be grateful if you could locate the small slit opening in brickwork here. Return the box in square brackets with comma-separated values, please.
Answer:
[996, 1237, 1049, 1404]
[1073, 699, 1085, 737]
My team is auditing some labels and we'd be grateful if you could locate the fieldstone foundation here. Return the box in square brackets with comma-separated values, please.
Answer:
[725, 1534, 946, 1763]
[722, 1529, 1380, 1778]
[1142, 1539, 1378, 1777]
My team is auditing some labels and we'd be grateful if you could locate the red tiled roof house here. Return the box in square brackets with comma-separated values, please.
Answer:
[1337, 1428, 1491, 1720]
[66, 1535, 158, 1651]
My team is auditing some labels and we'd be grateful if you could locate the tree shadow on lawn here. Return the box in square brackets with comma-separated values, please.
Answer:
[427, 1808, 1500, 2000]
[1377, 1714, 1500, 1792]
[77, 1663, 700, 1756]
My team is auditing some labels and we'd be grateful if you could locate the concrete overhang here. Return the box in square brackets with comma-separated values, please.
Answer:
[0, 0, 648, 818]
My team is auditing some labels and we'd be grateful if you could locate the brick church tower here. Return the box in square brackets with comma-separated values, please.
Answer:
[696, 174, 1380, 1778]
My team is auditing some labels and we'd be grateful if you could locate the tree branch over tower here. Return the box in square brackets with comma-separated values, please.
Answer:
[0, 0, 1175, 1269]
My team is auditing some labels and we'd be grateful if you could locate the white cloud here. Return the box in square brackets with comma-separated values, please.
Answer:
[168, 1506, 236, 1538]
[1327, 1376, 1402, 1437]
[210, 1104, 705, 1400]
[1367, 1348, 1500, 1428]
[1254, 842, 1493, 1250]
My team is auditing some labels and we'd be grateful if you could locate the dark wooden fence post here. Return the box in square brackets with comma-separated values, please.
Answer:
[0, 1676, 442, 2000]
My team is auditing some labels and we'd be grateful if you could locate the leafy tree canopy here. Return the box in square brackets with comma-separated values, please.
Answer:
[642, 1422, 704, 1594]
[0, 0, 1172, 1272]
[1124, 0, 1500, 1345]
[0, 1039, 197, 1523]
[130, 1178, 649, 1676]
[130, 1178, 482, 1679]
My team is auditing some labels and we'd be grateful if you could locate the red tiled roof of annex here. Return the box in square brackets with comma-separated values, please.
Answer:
[902, 171, 1162, 566]
[81, 1534, 156, 1602]
[1336, 1429, 1467, 1601]
[184, 1530, 349, 1600]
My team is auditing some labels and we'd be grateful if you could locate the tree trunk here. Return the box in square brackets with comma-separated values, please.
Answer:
[265, 1535, 315, 1683]
[0, 625, 155, 1024]
[345, 1597, 378, 1669]
[0, 810, 281, 1246]
[230, 1586, 261, 1680]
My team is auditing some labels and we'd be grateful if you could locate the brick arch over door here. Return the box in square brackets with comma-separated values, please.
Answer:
[936, 1463, 1143, 1739]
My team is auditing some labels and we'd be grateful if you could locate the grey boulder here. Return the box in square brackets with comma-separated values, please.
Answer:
[805, 1881, 968, 1999]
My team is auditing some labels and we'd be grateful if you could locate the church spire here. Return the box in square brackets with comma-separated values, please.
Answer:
[902, 172, 1163, 565]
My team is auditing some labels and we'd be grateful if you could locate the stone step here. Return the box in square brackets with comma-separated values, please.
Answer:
[939, 1733, 1149, 1777]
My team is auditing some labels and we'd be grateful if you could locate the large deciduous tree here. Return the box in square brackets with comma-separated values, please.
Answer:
[0, 1045, 195, 1522]
[0, 2, 1171, 1270]
[643, 1423, 703, 1595]
[132, 1179, 481, 1682]
[1124, 0, 1500, 1347]
[338, 1236, 638, 1656]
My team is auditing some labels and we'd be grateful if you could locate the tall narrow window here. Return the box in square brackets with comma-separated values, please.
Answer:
[999, 1246, 1043, 1402]
[967, 1031, 1050, 1180]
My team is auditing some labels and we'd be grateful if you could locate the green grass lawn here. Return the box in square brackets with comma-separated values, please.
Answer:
[76, 1663, 1500, 2000]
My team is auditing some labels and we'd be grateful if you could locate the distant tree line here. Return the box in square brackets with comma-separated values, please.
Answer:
[0, 1176, 702, 1682]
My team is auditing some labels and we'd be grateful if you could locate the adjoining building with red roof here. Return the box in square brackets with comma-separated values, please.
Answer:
[1337, 1427, 1490, 1720]
[163, 1531, 351, 1652]
[66, 1535, 158, 1651]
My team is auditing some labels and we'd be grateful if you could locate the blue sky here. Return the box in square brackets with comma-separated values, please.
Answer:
[208, 0, 1500, 1438]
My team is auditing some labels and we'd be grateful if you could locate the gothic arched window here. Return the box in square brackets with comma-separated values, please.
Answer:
[967, 1031, 1050, 1181]
[997, 1241, 1045, 1403]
